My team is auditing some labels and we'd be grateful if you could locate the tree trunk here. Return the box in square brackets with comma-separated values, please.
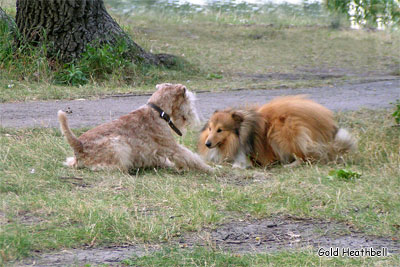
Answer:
[14, 0, 175, 65]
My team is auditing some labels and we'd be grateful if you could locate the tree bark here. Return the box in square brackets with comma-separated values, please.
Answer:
[14, 0, 175, 65]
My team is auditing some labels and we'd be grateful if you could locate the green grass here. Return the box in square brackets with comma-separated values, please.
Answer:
[0, 3, 399, 102]
[1, 109, 399, 264]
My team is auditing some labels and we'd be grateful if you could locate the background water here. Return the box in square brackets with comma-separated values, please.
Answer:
[105, 0, 398, 29]
[106, 0, 324, 16]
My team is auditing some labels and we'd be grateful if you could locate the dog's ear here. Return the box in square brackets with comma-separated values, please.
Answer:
[182, 86, 187, 97]
[200, 121, 209, 132]
[231, 111, 244, 124]
[156, 83, 173, 90]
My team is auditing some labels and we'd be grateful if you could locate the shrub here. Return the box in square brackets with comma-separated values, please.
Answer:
[392, 99, 400, 125]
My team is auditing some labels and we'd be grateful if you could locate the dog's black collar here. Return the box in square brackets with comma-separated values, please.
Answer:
[147, 102, 183, 136]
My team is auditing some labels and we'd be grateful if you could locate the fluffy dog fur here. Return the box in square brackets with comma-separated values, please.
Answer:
[58, 83, 212, 173]
[198, 95, 356, 168]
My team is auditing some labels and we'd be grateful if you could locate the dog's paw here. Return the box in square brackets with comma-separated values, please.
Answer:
[205, 165, 215, 173]
[232, 162, 247, 169]
[232, 149, 251, 169]
[283, 159, 302, 168]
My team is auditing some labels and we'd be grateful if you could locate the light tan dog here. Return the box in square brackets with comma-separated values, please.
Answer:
[199, 95, 356, 168]
[58, 83, 212, 173]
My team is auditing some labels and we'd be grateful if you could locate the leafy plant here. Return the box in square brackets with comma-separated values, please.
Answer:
[328, 169, 361, 181]
[53, 41, 133, 86]
[391, 99, 400, 125]
[206, 73, 223, 80]
[54, 64, 88, 86]
[79, 41, 132, 78]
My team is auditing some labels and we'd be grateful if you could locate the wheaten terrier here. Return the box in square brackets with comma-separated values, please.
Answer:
[58, 83, 212, 173]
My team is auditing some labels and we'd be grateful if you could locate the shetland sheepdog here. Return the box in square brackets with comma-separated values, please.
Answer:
[198, 95, 356, 168]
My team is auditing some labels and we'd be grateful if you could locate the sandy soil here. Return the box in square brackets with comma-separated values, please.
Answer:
[1, 78, 399, 128]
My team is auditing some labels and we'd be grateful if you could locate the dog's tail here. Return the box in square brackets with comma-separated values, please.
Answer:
[330, 128, 356, 157]
[58, 110, 84, 154]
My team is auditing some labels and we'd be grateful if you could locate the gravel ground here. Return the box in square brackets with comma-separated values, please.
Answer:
[1, 79, 399, 129]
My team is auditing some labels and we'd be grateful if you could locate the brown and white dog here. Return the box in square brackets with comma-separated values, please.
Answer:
[58, 83, 212, 172]
[198, 95, 356, 168]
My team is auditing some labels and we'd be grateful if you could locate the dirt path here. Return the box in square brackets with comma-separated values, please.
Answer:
[19, 217, 400, 266]
[1, 78, 399, 128]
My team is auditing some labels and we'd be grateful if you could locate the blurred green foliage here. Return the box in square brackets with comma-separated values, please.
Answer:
[325, 0, 400, 27]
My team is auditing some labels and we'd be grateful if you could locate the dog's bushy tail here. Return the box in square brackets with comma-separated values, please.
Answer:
[330, 128, 356, 158]
[58, 110, 83, 154]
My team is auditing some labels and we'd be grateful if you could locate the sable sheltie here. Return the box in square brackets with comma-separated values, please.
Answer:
[198, 95, 356, 168]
